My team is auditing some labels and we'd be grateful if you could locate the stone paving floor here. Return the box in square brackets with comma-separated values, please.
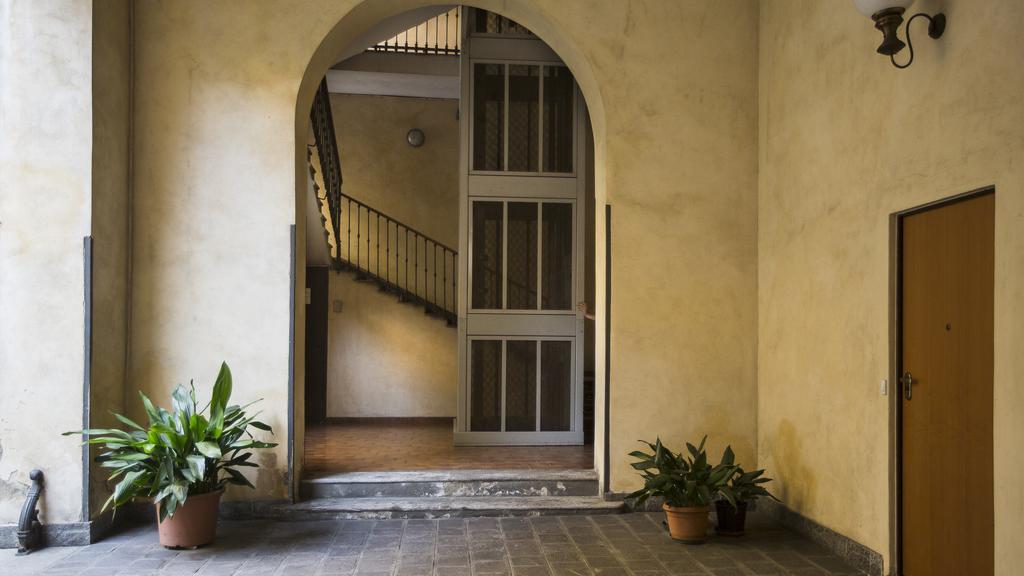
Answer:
[0, 513, 865, 576]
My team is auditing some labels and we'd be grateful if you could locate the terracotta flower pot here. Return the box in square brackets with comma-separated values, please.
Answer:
[155, 489, 223, 549]
[715, 500, 748, 536]
[663, 503, 710, 544]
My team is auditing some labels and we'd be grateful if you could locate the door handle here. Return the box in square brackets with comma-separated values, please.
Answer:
[901, 370, 914, 400]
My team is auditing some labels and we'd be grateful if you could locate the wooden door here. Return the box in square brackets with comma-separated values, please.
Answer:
[305, 267, 329, 424]
[900, 192, 994, 575]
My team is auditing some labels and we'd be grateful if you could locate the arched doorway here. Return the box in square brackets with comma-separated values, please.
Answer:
[291, 0, 609, 503]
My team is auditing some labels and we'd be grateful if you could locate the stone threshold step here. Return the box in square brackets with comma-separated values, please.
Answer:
[300, 469, 599, 499]
[278, 496, 624, 519]
[303, 469, 598, 483]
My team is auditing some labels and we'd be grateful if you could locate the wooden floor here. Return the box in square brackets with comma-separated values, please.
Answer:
[304, 420, 594, 473]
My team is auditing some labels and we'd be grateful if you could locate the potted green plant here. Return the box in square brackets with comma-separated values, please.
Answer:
[715, 466, 780, 536]
[627, 436, 737, 544]
[66, 362, 276, 549]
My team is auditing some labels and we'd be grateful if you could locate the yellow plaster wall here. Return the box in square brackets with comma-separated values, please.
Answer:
[129, 0, 759, 500]
[0, 0, 92, 524]
[757, 0, 1024, 571]
[331, 93, 459, 247]
[325, 93, 458, 418]
[327, 273, 458, 418]
[129, 0, 301, 500]
[600, 0, 760, 483]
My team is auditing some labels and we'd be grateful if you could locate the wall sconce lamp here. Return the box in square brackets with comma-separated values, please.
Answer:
[854, 0, 945, 69]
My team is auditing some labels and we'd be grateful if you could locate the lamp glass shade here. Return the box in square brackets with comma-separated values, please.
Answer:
[854, 0, 915, 18]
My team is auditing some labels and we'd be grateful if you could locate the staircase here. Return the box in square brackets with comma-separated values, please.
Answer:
[309, 78, 457, 326]
[300, 78, 620, 519]
[277, 470, 622, 519]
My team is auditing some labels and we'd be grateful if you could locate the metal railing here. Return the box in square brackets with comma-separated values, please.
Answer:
[369, 8, 460, 56]
[309, 76, 457, 324]
[338, 193, 457, 324]
[310, 78, 342, 246]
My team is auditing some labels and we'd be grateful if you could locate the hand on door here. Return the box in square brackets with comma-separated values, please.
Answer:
[577, 301, 595, 320]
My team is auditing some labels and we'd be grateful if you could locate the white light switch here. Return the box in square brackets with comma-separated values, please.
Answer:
[880, 379, 888, 396]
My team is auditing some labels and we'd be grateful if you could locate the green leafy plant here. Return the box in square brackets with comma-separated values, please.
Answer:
[626, 436, 737, 509]
[719, 466, 780, 506]
[65, 362, 276, 520]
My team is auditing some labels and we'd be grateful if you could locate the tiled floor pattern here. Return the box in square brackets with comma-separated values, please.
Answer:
[304, 421, 594, 472]
[2, 513, 865, 576]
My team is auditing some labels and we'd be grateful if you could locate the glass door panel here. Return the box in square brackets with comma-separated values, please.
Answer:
[504, 340, 537, 431]
[471, 201, 503, 309]
[540, 340, 572, 431]
[472, 200, 572, 311]
[470, 340, 502, 431]
[541, 202, 573, 310]
[473, 63, 505, 171]
[506, 202, 538, 309]
[471, 63, 574, 175]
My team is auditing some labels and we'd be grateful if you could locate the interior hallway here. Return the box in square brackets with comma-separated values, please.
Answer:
[304, 420, 593, 473]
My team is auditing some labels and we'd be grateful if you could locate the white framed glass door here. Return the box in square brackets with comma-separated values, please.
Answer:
[456, 9, 586, 445]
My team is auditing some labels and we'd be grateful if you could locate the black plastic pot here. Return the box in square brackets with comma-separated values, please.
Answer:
[715, 500, 748, 536]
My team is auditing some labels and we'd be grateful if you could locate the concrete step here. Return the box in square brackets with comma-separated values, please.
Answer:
[277, 496, 624, 519]
[300, 469, 599, 499]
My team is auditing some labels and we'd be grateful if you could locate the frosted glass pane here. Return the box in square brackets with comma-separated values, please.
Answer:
[472, 202, 503, 309]
[473, 63, 505, 171]
[505, 340, 537, 432]
[541, 341, 572, 431]
[541, 203, 573, 310]
[470, 340, 502, 431]
[508, 65, 539, 172]
[506, 202, 537, 309]
[543, 66, 574, 173]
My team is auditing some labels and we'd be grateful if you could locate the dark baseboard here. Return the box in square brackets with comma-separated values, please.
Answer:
[607, 494, 882, 575]
[218, 499, 292, 520]
[317, 417, 454, 425]
[0, 498, 295, 549]
[759, 499, 884, 576]
[0, 508, 122, 549]
[121, 498, 292, 523]
[605, 491, 659, 511]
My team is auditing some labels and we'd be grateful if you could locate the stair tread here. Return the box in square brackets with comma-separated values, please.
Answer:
[303, 469, 598, 484]
[287, 496, 623, 513]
